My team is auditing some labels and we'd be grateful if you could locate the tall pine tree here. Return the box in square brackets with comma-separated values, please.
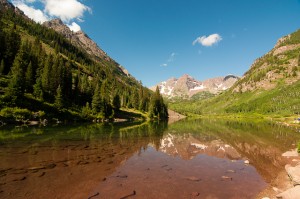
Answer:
[92, 83, 102, 113]
[55, 85, 64, 110]
[6, 47, 28, 101]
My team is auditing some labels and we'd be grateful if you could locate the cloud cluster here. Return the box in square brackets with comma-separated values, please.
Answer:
[193, 34, 222, 47]
[44, 0, 91, 22]
[161, 52, 177, 67]
[14, 1, 49, 23]
[67, 22, 81, 32]
[12, 0, 91, 32]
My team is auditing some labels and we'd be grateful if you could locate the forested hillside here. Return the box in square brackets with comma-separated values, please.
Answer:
[170, 30, 300, 117]
[0, 1, 168, 124]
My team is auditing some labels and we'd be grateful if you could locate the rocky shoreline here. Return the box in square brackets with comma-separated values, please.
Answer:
[258, 149, 300, 199]
[276, 164, 300, 198]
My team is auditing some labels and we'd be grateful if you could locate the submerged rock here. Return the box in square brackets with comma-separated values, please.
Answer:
[186, 176, 201, 182]
[285, 164, 300, 186]
[276, 186, 300, 199]
[282, 150, 298, 157]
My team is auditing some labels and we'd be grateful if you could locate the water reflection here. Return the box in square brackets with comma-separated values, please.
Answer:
[0, 119, 299, 199]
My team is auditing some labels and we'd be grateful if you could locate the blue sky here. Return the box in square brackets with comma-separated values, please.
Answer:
[11, 0, 300, 87]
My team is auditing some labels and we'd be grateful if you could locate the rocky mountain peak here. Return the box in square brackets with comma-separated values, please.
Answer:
[43, 19, 110, 61]
[151, 74, 239, 99]
[0, 0, 14, 9]
[0, 0, 28, 17]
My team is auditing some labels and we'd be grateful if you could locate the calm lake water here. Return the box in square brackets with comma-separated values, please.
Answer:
[0, 119, 299, 199]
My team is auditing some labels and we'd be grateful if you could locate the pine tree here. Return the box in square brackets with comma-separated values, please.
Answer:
[0, 59, 4, 75]
[3, 26, 21, 74]
[41, 55, 53, 93]
[103, 98, 113, 118]
[131, 90, 139, 109]
[33, 77, 44, 100]
[149, 86, 168, 119]
[81, 102, 91, 119]
[55, 85, 64, 110]
[6, 48, 27, 100]
[92, 84, 102, 113]
[100, 79, 109, 101]
[112, 93, 121, 111]
[25, 61, 34, 92]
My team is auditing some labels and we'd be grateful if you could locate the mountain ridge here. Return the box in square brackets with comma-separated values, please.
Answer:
[0, 0, 168, 123]
[151, 74, 239, 98]
[169, 30, 300, 117]
[43, 18, 131, 77]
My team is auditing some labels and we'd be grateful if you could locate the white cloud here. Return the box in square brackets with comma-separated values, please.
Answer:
[25, 0, 36, 3]
[67, 22, 81, 32]
[13, 1, 49, 23]
[161, 52, 177, 67]
[192, 33, 222, 47]
[43, 0, 91, 22]
[167, 52, 176, 62]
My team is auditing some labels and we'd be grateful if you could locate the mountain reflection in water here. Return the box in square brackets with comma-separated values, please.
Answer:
[0, 119, 299, 199]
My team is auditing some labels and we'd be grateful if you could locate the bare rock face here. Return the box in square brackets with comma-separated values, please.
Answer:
[150, 74, 239, 98]
[0, 0, 28, 17]
[43, 19, 110, 62]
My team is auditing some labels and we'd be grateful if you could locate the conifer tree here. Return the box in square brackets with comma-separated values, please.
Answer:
[0, 59, 4, 75]
[41, 55, 53, 93]
[149, 86, 168, 119]
[55, 85, 64, 110]
[6, 48, 27, 100]
[92, 84, 102, 113]
[3, 26, 21, 74]
[112, 93, 121, 111]
[131, 90, 139, 109]
[33, 77, 44, 100]
[25, 61, 34, 92]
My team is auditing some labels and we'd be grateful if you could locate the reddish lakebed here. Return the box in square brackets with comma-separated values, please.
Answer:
[0, 119, 299, 199]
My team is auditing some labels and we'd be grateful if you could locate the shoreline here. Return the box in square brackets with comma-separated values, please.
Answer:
[256, 149, 300, 199]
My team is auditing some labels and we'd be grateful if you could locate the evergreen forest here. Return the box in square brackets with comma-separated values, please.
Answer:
[0, 4, 168, 124]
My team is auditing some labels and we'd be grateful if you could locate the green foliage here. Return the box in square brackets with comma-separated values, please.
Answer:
[0, 4, 168, 123]
[54, 85, 64, 110]
[281, 29, 300, 46]
[298, 142, 300, 153]
[0, 107, 32, 121]
[6, 47, 27, 101]
[92, 84, 102, 113]
[170, 80, 300, 117]
[0, 59, 4, 74]
[81, 102, 92, 119]
[190, 91, 215, 101]
[149, 86, 168, 119]
[112, 94, 121, 110]
[33, 77, 43, 100]
[25, 61, 34, 92]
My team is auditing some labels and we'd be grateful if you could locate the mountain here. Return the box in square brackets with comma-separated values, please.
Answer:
[159, 133, 241, 160]
[151, 74, 239, 98]
[169, 30, 300, 117]
[43, 18, 130, 77]
[230, 31, 300, 92]
[43, 19, 109, 61]
[0, 0, 168, 123]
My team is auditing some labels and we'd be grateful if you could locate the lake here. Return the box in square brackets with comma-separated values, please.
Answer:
[0, 119, 299, 199]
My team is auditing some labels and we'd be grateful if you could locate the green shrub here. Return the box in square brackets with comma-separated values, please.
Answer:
[0, 107, 32, 121]
[297, 141, 300, 153]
